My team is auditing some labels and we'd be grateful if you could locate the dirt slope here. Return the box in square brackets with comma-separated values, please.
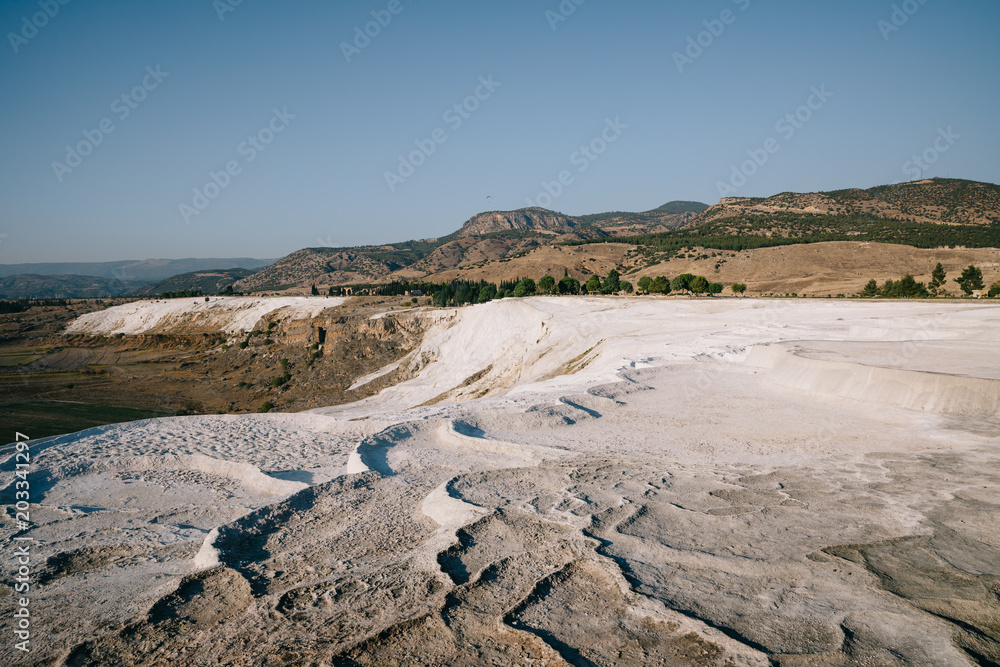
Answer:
[423, 241, 1000, 296]
[421, 243, 634, 284]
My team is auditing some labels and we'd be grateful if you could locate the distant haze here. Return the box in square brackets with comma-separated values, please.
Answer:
[0, 258, 273, 282]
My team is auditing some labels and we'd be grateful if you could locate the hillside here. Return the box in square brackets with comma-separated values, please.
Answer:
[692, 178, 1000, 227]
[415, 241, 1000, 297]
[456, 208, 579, 237]
[232, 179, 999, 294]
[626, 242, 1000, 297]
[0, 273, 147, 299]
[574, 200, 708, 235]
[235, 204, 708, 291]
[233, 245, 436, 292]
[574, 212, 1000, 257]
[133, 268, 257, 297]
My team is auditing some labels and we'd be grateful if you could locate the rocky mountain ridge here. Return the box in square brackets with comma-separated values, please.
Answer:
[229, 179, 999, 292]
[234, 202, 709, 291]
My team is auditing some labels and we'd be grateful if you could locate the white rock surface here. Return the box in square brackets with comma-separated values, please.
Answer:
[4, 298, 998, 666]
[64, 296, 343, 335]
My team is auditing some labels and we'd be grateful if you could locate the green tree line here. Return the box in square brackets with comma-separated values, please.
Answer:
[858, 264, 996, 298]
[562, 214, 1000, 253]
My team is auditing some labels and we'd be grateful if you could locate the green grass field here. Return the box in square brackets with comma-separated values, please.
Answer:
[0, 353, 44, 366]
[1, 401, 175, 442]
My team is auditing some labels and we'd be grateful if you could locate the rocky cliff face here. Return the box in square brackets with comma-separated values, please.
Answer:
[456, 208, 578, 237]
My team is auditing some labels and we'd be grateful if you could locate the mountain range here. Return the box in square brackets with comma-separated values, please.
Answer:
[0, 274, 146, 300]
[233, 178, 1000, 292]
[233, 201, 708, 291]
[0, 258, 274, 300]
[5, 178, 999, 299]
[0, 257, 273, 282]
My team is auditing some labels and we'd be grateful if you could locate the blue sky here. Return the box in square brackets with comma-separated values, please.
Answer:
[1, 0, 998, 263]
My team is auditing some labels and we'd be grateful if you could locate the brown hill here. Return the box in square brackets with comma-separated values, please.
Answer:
[235, 204, 709, 290]
[573, 201, 709, 235]
[692, 178, 1000, 228]
[421, 243, 634, 285]
[420, 241, 1000, 297]
[233, 179, 999, 293]
[395, 235, 555, 278]
[628, 242, 1000, 296]
[133, 268, 255, 296]
[234, 248, 400, 292]
[456, 208, 578, 237]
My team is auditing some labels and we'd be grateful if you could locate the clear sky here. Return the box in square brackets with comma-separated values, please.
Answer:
[1, 0, 998, 263]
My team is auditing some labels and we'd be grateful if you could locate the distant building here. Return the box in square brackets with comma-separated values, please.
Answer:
[972, 290, 983, 299]
[406, 290, 424, 297]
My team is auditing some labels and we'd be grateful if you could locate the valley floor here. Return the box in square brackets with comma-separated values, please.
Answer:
[2, 298, 998, 666]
